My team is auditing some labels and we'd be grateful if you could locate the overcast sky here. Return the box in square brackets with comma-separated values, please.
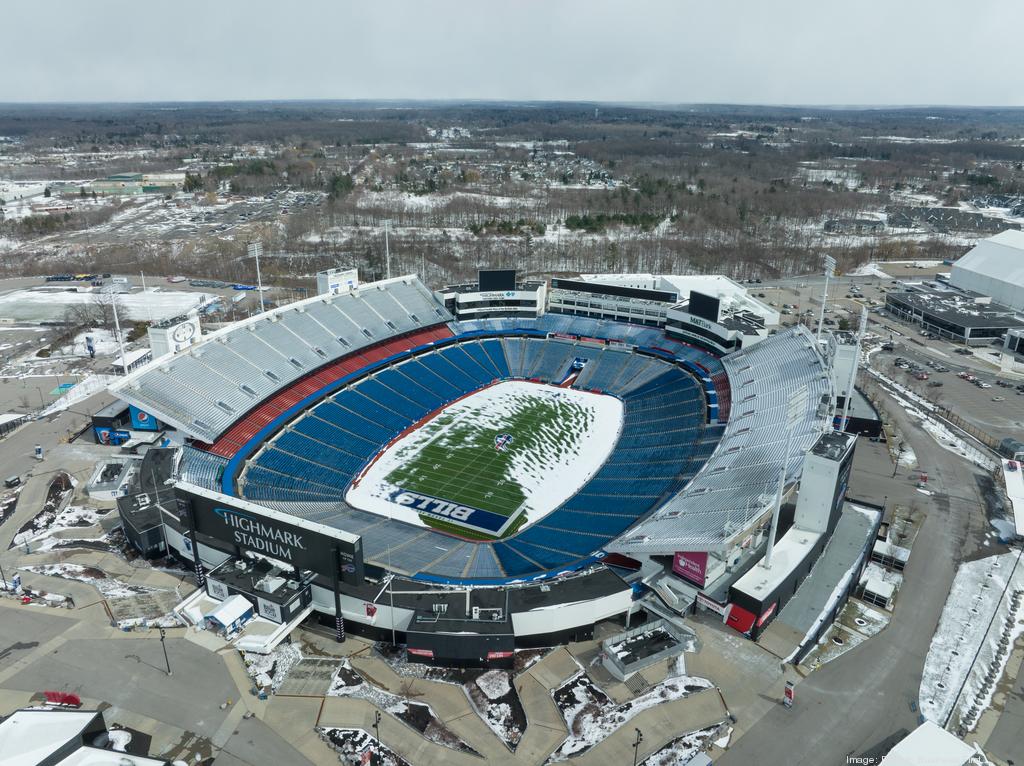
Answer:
[3, 0, 1023, 105]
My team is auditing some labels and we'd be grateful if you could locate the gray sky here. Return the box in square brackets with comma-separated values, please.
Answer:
[4, 0, 1023, 105]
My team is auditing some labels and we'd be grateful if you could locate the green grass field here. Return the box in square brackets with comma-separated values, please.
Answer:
[384, 387, 592, 537]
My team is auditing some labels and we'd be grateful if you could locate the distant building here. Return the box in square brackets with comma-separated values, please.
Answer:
[885, 280, 1024, 345]
[950, 229, 1024, 313]
[824, 218, 884, 234]
[89, 173, 144, 196]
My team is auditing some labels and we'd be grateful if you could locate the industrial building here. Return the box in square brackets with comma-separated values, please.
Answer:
[950, 229, 1024, 312]
[885, 282, 1024, 345]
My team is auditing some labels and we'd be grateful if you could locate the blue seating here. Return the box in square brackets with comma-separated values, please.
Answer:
[480, 339, 510, 378]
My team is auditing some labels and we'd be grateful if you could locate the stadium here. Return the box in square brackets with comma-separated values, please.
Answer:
[110, 274, 846, 665]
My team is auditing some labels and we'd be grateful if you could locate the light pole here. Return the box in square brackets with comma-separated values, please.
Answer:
[248, 241, 265, 313]
[159, 627, 172, 676]
[632, 728, 644, 766]
[373, 709, 381, 755]
[0, 561, 7, 591]
[817, 254, 837, 340]
[892, 442, 905, 478]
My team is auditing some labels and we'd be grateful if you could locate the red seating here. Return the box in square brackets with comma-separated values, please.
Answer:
[198, 324, 452, 458]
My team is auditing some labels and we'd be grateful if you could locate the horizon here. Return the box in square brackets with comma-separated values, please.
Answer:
[3, 0, 1023, 106]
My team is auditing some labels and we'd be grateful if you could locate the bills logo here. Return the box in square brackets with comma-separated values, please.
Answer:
[494, 433, 514, 452]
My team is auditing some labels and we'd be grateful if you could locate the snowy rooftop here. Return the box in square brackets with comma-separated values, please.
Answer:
[879, 721, 976, 766]
[732, 527, 823, 600]
[776, 503, 880, 635]
[1001, 459, 1024, 537]
[204, 593, 253, 627]
[0, 709, 101, 765]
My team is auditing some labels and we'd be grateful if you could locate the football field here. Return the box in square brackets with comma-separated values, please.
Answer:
[346, 381, 623, 539]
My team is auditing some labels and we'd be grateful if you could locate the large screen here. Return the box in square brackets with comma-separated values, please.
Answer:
[478, 269, 517, 292]
[688, 291, 721, 322]
[175, 486, 364, 584]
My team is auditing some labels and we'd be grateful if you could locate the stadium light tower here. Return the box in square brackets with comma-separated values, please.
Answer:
[248, 241, 265, 313]
[384, 220, 392, 280]
[763, 386, 807, 570]
[839, 307, 869, 431]
[816, 254, 837, 340]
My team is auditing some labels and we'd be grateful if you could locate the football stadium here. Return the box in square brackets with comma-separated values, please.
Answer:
[109, 273, 860, 665]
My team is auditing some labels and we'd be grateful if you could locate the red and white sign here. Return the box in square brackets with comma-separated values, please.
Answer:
[696, 592, 729, 616]
[364, 603, 377, 618]
[486, 650, 514, 660]
[672, 551, 709, 587]
[407, 648, 434, 659]
[784, 681, 795, 707]
[757, 601, 778, 627]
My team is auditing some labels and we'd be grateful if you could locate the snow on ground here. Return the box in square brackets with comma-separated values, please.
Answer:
[13, 504, 104, 547]
[866, 367, 997, 471]
[549, 661, 713, 760]
[346, 381, 623, 529]
[638, 724, 725, 766]
[19, 563, 156, 599]
[64, 328, 119, 357]
[920, 551, 1024, 728]
[243, 643, 303, 692]
[849, 262, 891, 278]
[475, 669, 510, 701]
[898, 445, 918, 466]
[0, 287, 212, 323]
[862, 561, 904, 589]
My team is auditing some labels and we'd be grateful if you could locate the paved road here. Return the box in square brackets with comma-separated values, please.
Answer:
[718, 364, 1000, 765]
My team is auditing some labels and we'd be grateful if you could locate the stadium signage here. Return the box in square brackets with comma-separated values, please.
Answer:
[215, 506, 306, 561]
[390, 488, 518, 536]
[176, 486, 364, 584]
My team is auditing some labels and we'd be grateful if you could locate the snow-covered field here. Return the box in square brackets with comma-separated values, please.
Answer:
[346, 381, 622, 529]
[920, 552, 1024, 729]
[0, 287, 212, 323]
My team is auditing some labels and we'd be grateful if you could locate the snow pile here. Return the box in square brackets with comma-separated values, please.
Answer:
[849, 262, 891, 278]
[475, 669, 511, 701]
[318, 728, 410, 766]
[108, 729, 132, 752]
[549, 663, 712, 760]
[327, 660, 478, 754]
[19, 563, 155, 599]
[347, 381, 623, 529]
[243, 643, 303, 692]
[65, 329, 119, 357]
[920, 552, 1024, 729]
[13, 504, 104, 547]
[639, 724, 726, 766]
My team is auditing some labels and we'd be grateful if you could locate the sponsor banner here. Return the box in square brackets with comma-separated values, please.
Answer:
[672, 551, 709, 587]
[407, 647, 434, 658]
[695, 592, 728, 616]
[757, 601, 778, 627]
[389, 488, 517, 536]
[95, 427, 131, 446]
[130, 405, 159, 431]
[487, 650, 514, 660]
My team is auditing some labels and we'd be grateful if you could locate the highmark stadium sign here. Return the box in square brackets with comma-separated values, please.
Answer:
[175, 484, 364, 584]
[215, 506, 307, 561]
[389, 488, 520, 537]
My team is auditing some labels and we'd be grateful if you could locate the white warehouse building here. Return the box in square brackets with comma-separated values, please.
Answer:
[950, 230, 1024, 313]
